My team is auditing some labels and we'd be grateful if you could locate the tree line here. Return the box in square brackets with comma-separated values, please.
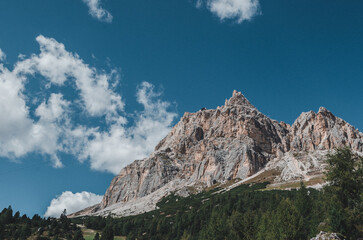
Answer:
[0, 208, 84, 240]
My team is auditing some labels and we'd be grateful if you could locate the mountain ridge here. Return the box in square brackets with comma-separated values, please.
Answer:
[70, 90, 363, 217]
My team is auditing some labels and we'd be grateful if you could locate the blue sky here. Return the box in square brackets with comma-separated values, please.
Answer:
[0, 0, 362, 217]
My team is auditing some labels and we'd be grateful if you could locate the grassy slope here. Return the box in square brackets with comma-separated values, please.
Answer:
[82, 227, 125, 240]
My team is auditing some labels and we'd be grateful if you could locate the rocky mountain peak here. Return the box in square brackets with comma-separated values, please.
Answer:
[73, 90, 363, 218]
[224, 90, 255, 108]
[290, 107, 362, 152]
[318, 106, 328, 113]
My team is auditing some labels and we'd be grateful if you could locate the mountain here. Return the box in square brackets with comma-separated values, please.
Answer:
[71, 90, 363, 217]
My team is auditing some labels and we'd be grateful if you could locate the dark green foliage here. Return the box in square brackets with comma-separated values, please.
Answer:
[0, 206, 84, 239]
[0, 205, 13, 225]
[84, 216, 106, 230]
[73, 228, 85, 240]
[295, 182, 313, 238]
[325, 148, 362, 209]
[323, 148, 363, 238]
[275, 198, 302, 239]
[100, 224, 114, 240]
[229, 210, 256, 240]
[94, 232, 100, 240]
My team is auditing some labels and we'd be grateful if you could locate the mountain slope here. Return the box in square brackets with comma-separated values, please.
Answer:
[71, 90, 363, 217]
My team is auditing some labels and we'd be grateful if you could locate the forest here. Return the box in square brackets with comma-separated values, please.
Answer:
[0, 208, 83, 239]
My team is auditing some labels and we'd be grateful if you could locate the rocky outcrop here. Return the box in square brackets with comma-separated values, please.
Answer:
[74, 90, 363, 217]
[310, 231, 344, 240]
[290, 107, 362, 152]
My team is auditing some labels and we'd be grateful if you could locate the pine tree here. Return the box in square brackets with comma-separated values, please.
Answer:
[243, 210, 257, 240]
[93, 232, 100, 240]
[295, 182, 313, 237]
[325, 148, 362, 209]
[19, 222, 31, 239]
[73, 228, 85, 240]
[324, 148, 363, 238]
[274, 198, 302, 240]
[100, 224, 114, 240]
[4, 206, 13, 224]
[202, 210, 227, 240]
[229, 211, 244, 240]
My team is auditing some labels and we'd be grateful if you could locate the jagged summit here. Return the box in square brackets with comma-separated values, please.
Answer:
[72, 90, 363, 218]
[224, 90, 256, 108]
[318, 106, 329, 113]
[291, 106, 362, 152]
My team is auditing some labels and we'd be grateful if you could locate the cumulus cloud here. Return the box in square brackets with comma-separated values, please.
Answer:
[16, 35, 124, 119]
[82, 0, 113, 22]
[0, 64, 68, 167]
[0, 64, 36, 158]
[0, 35, 177, 173]
[199, 0, 260, 23]
[33, 93, 72, 167]
[0, 35, 123, 167]
[80, 82, 177, 174]
[44, 191, 103, 217]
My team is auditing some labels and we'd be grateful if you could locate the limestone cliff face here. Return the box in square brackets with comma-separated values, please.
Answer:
[290, 107, 362, 152]
[82, 90, 363, 216]
[101, 91, 290, 209]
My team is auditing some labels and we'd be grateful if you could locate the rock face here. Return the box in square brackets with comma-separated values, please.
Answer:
[290, 107, 362, 152]
[101, 90, 290, 209]
[74, 90, 363, 217]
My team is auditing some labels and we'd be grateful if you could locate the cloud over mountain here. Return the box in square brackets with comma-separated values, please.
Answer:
[44, 191, 103, 217]
[0, 36, 177, 173]
[80, 82, 177, 174]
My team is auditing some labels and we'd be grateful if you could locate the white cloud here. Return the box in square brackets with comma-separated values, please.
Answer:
[33, 93, 72, 167]
[0, 64, 35, 158]
[16, 35, 124, 119]
[0, 62, 70, 167]
[0, 49, 6, 61]
[0, 41, 96, 167]
[36, 93, 70, 122]
[82, 0, 113, 23]
[0, 36, 177, 173]
[80, 82, 177, 174]
[44, 191, 103, 218]
[199, 0, 260, 23]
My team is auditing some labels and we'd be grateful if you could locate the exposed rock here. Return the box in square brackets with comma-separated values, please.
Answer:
[265, 150, 329, 183]
[310, 231, 344, 240]
[68, 203, 100, 218]
[290, 107, 362, 152]
[75, 90, 363, 217]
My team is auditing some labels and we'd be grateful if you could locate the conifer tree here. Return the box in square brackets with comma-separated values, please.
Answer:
[324, 148, 363, 238]
[93, 232, 100, 240]
[100, 224, 114, 240]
